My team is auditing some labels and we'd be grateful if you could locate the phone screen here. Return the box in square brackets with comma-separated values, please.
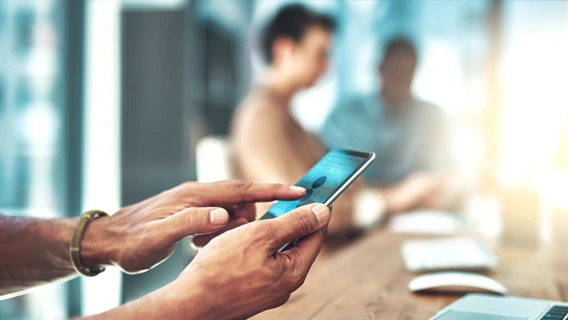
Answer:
[260, 149, 374, 220]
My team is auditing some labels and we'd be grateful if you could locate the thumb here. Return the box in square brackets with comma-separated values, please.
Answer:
[263, 203, 330, 252]
[192, 217, 249, 248]
[163, 207, 229, 242]
[275, 226, 326, 290]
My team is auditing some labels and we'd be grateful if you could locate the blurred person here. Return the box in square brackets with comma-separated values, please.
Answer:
[320, 36, 456, 212]
[232, 4, 386, 237]
[0, 180, 331, 319]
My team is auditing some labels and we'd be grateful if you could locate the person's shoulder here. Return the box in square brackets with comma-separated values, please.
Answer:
[233, 89, 284, 137]
[242, 97, 283, 126]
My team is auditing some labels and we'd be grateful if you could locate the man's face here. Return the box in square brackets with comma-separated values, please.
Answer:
[290, 26, 332, 88]
[380, 49, 417, 103]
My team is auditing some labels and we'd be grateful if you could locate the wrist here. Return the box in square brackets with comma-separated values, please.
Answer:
[147, 280, 213, 319]
[80, 216, 115, 268]
[91, 280, 209, 320]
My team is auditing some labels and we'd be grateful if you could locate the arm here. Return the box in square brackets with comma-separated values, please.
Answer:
[233, 106, 310, 185]
[0, 217, 85, 298]
[0, 216, 120, 298]
[404, 107, 459, 211]
[421, 106, 454, 173]
[377, 173, 443, 214]
[80, 281, 205, 320]
[0, 181, 307, 299]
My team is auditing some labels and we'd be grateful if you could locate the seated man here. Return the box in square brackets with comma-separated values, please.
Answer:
[321, 36, 456, 212]
[232, 4, 391, 237]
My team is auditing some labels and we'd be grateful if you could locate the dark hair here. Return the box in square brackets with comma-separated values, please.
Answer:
[383, 36, 418, 62]
[260, 4, 336, 63]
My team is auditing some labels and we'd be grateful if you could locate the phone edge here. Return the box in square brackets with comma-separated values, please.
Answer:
[323, 152, 376, 207]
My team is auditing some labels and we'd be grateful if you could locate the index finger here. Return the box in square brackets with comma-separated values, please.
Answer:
[203, 180, 306, 205]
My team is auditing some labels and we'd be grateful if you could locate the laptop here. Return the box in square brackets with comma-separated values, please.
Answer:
[430, 293, 568, 320]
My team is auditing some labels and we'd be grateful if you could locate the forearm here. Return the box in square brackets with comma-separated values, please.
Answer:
[379, 175, 443, 214]
[82, 282, 209, 320]
[0, 216, 109, 299]
[379, 185, 423, 214]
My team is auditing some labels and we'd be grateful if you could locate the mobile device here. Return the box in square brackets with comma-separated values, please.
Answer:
[259, 149, 375, 250]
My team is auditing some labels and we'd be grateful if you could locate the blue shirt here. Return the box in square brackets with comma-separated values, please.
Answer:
[319, 92, 452, 185]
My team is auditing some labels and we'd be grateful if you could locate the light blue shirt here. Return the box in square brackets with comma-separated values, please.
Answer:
[319, 92, 452, 185]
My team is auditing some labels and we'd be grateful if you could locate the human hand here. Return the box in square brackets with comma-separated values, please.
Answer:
[170, 203, 331, 320]
[416, 174, 454, 210]
[80, 180, 306, 273]
[401, 173, 442, 197]
[383, 172, 444, 214]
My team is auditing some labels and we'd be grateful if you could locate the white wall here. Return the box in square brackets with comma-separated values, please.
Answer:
[81, 0, 122, 315]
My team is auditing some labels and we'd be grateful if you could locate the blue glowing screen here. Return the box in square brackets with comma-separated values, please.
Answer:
[260, 150, 369, 220]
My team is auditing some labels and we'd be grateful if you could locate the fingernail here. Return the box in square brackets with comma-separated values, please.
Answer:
[312, 204, 330, 224]
[210, 208, 228, 226]
[289, 186, 305, 192]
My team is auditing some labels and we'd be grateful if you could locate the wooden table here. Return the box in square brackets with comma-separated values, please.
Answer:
[252, 216, 568, 319]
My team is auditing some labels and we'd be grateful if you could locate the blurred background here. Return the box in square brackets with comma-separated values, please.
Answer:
[0, 0, 567, 318]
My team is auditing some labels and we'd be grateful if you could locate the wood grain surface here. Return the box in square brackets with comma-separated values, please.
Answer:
[252, 214, 568, 319]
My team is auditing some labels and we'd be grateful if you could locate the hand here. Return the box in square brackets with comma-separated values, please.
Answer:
[168, 203, 331, 320]
[417, 174, 454, 210]
[383, 172, 444, 214]
[80, 180, 306, 273]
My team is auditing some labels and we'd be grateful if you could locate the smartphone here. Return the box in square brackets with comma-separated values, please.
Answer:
[259, 149, 375, 250]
